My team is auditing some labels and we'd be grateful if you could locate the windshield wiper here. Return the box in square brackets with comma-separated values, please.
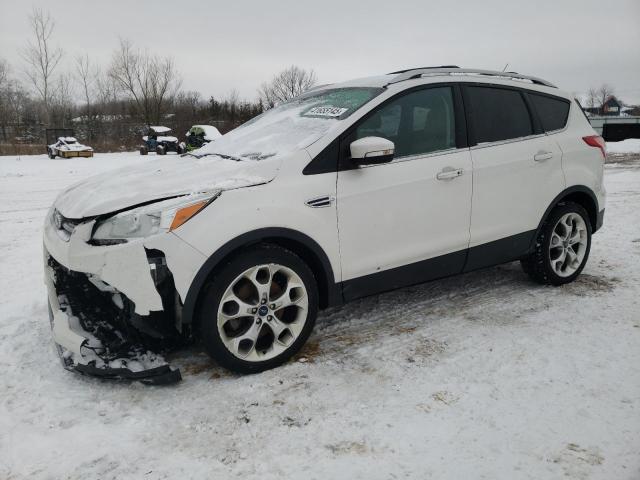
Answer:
[186, 152, 244, 161]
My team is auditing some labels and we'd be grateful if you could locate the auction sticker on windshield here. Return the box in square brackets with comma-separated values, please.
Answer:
[304, 106, 349, 117]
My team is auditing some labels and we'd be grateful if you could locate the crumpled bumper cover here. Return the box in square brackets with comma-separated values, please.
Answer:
[46, 252, 182, 385]
[75, 363, 181, 384]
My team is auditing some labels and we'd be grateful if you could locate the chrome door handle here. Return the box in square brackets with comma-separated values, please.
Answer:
[436, 167, 463, 180]
[534, 151, 553, 162]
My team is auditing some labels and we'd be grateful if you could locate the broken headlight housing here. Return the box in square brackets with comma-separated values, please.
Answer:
[92, 190, 221, 241]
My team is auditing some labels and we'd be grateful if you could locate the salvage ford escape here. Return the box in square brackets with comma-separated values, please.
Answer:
[44, 67, 606, 383]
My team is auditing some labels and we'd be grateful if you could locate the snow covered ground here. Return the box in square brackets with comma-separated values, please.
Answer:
[606, 138, 640, 155]
[0, 149, 639, 479]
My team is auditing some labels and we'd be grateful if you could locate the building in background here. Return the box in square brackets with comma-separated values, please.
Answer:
[583, 95, 626, 116]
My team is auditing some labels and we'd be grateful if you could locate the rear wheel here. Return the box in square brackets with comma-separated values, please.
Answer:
[197, 245, 318, 374]
[140, 146, 148, 155]
[156, 145, 166, 155]
[521, 202, 592, 285]
[48, 148, 56, 159]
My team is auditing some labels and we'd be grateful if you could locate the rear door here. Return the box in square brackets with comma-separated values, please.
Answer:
[462, 85, 564, 270]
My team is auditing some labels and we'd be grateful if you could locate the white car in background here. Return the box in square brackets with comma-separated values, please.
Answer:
[44, 67, 606, 384]
[47, 137, 94, 159]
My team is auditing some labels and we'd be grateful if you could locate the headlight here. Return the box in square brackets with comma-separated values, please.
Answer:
[92, 190, 221, 241]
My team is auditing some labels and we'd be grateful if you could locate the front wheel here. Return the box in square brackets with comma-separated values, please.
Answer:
[521, 202, 592, 285]
[197, 245, 318, 374]
[48, 148, 56, 159]
[156, 145, 166, 155]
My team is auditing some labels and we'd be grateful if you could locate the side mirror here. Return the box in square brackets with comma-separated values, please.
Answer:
[350, 136, 395, 165]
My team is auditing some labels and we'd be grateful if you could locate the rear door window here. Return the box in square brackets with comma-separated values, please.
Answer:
[529, 93, 570, 132]
[466, 86, 533, 144]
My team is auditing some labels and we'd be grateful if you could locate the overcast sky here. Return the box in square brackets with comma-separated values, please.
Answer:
[1, 0, 639, 104]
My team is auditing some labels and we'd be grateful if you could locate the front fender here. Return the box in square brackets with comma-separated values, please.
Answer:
[180, 227, 339, 326]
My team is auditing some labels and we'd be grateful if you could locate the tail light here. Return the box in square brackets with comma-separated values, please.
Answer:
[582, 135, 606, 159]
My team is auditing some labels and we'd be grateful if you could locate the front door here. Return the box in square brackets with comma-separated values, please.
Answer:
[336, 86, 473, 300]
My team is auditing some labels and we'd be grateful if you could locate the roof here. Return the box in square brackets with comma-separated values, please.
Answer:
[604, 96, 621, 106]
[326, 75, 392, 89]
[320, 67, 560, 95]
[149, 126, 171, 133]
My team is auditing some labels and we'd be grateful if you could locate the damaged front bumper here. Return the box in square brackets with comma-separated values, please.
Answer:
[43, 210, 206, 384]
[46, 255, 181, 384]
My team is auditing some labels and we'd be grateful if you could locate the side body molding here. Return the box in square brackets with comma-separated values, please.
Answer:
[182, 228, 341, 325]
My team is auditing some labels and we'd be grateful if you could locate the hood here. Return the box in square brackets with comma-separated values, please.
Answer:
[55, 155, 281, 218]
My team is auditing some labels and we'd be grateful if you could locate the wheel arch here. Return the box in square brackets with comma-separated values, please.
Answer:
[532, 186, 600, 251]
[182, 228, 341, 327]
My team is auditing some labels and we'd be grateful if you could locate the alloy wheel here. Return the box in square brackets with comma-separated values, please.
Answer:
[549, 212, 588, 277]
[216, 264, 309, 361]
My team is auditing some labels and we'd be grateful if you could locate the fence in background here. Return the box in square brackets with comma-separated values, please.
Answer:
[589, 116, 640, 142]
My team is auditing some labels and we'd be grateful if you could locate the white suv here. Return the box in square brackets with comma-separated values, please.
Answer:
[44, 67, 606, 382]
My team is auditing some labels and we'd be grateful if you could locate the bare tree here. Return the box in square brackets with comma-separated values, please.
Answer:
[95, 69, 119, 109]
[0, 59, 30, 142]
[75, 53, 96, 111]
[174, 90, 201, 117]
[596, 84, 615, 114]
[20, 8, 63, 124]
[75, 53, 102, 139]
[0, 58, 12, 141]
[258, 65, 316, 109]
[49, 73, 74, 127]
[586, 88, 598, 109]
[225, 89, 240, 124]
[108, 39, 182, 125]
[0, 59, 8, 89]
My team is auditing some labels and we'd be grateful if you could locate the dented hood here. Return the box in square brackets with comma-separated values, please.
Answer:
[55, 155, 281, 218]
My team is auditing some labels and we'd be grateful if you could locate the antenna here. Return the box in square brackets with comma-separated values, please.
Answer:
[502, 63, 509, 72]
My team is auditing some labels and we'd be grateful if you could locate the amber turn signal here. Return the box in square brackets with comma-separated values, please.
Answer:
[169, 200, 208, 231]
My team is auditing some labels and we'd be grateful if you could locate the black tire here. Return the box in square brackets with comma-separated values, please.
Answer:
[156, 145, 166, 155]
[177, 142, 186, 155]
[48, 148, 56, 159]
[140, 146, 148, 155]
[520, 201, 592, 286]
[196, 244, 319, 374]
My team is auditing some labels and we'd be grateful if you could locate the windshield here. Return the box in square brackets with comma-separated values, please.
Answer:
[195, 87, 384, 160]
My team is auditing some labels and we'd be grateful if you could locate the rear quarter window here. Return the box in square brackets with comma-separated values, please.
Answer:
[529, 93, 570, 132]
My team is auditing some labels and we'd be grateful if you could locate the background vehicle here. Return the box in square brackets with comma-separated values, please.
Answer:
[45, 67, 606, 381]
[184, 125, 222, 151]
[47, 136, 94, 159]
[140, 126, 185, 155]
